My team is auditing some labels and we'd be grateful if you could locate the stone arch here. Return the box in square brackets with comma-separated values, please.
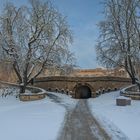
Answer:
[73, 83, 94, 99]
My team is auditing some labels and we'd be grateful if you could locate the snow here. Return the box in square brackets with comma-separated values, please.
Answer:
[47, 92, 77, 110]
[1, 83, 140, 140]
[88, 91, 140, 140]
[120, 85, 136, 93]
[0, 94, 66, 140]
[116, 96, 131, 100]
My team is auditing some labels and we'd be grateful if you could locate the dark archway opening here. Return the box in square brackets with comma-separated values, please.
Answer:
[75, 85, 91, 99]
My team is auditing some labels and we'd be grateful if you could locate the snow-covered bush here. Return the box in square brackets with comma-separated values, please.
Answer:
[0, 87, 19, 97]
[0, 86, 32, 97]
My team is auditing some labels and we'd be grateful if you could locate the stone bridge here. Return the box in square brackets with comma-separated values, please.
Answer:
[33, 76, 131, 99]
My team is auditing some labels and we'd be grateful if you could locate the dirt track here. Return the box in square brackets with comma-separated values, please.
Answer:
[58, 99, 110, 140]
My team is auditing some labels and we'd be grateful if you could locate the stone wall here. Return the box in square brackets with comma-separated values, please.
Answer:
[120, 85, 140, 100]
[34, 76, 131, 98]
[19, 93, 46, 101]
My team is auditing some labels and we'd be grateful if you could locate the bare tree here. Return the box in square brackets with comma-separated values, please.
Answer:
[58, 49, 76, 75]
[46, 48, 76, 76]
[0, 0, 73, 93]
[96, 0, 140, 86]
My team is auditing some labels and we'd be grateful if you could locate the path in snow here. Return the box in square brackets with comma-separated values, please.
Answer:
[58, 99, 110, 140]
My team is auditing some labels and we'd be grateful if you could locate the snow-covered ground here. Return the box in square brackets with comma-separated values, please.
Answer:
[88, 91, 140, 140]
[0, 90, 77, 140]
[1, 84, 140, 140]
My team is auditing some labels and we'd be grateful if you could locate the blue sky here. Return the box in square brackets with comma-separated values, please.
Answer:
[52, 0, 104, 69]
[0, 0, 103, 69]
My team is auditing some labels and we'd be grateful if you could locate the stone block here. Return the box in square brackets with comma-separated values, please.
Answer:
[116, 96, 131, 106]
[116, 98, 127, 106]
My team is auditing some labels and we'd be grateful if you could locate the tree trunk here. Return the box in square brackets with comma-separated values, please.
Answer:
[125, 67, 136, 84]
[125, 56, 137, 84]
[131, 77, 136, 84]
[19, 84, 26, 93]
